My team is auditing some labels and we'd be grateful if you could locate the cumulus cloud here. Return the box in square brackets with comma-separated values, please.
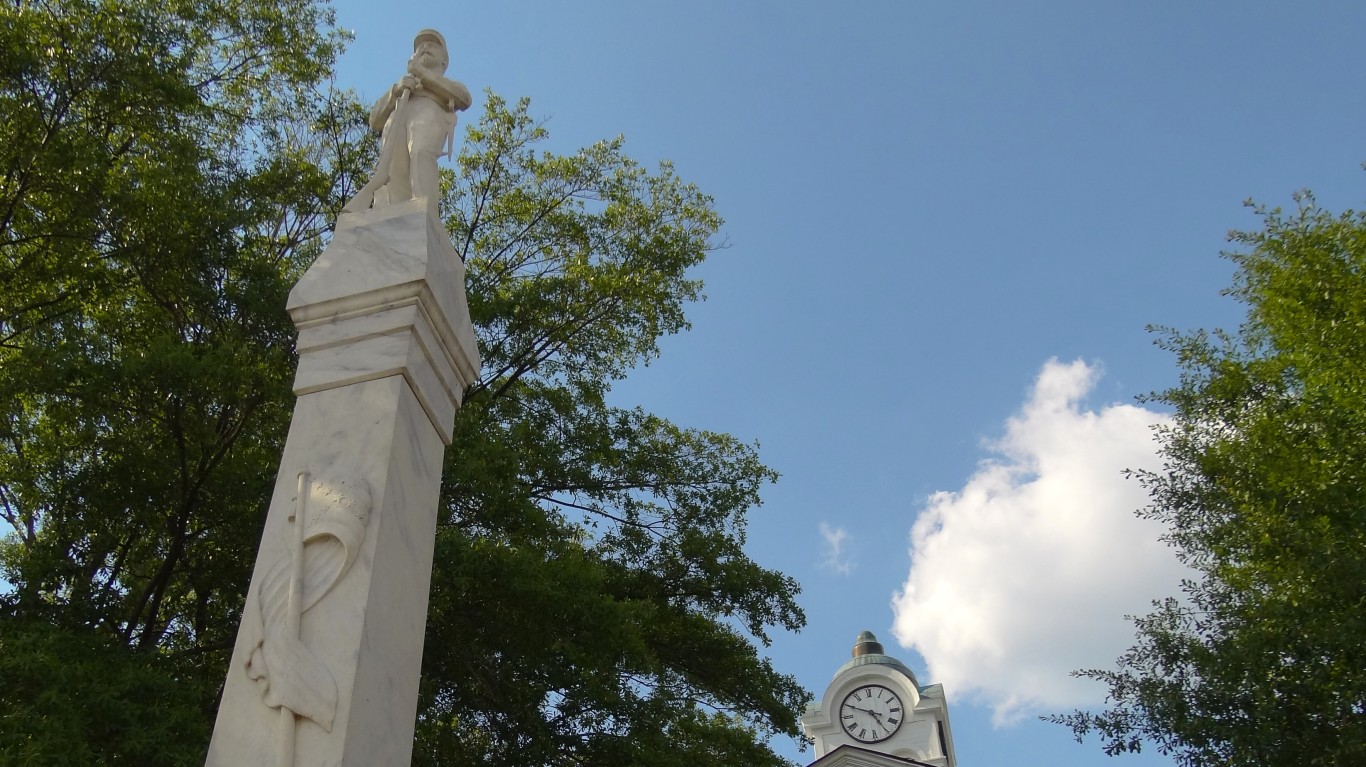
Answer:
[819, 522, 854, 575]
[891, 358, 1191, 726]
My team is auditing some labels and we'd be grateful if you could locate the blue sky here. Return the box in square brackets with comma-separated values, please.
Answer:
[327, 2, 1366, 765]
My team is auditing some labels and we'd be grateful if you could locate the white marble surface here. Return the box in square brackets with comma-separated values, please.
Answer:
[208, 200, 479, 765]
[295, 305, 460, 444]
[290, 199, 480, 444]
[207, 378, 443, 766]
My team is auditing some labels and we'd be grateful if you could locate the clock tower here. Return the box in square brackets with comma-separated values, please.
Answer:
[801, 631, 957, 767]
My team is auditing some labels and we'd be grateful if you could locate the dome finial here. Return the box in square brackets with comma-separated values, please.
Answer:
[852, 630, 884, 658]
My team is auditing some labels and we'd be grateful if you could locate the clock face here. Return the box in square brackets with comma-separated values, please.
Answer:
[839, 684, 904, 743]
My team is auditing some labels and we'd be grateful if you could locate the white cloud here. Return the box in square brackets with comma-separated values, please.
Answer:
[891, 358, 1191, 726]
[819, 522, 854, 575]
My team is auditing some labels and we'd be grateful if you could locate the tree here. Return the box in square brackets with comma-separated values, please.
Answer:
[1051, 193, 1366, 766]
[0, 0, 356, 761]
[0, 1, 808, 764]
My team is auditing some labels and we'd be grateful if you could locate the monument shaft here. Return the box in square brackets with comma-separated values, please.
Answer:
[206, 200, 480, 766]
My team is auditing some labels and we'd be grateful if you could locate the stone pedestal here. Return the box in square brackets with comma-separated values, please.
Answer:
[206, 199, 479, 767]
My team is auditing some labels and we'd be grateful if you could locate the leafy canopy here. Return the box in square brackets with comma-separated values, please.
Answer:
[1, 0, 358, 759]
[1050, 192, 1366, 767]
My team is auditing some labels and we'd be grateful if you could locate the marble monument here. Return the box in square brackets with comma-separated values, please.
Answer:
[206, 29, 479, 767]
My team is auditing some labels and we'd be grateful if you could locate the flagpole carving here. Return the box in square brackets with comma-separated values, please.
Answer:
[242, 471, 372, 766]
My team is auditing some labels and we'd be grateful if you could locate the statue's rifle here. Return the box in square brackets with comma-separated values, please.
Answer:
[342, 87, 413, 214]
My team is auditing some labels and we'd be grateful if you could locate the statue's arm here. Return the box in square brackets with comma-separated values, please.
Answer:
[438, 77, 472, 112]
[368, 87, 397, 133]
[368, 73, 421, 132]
[408, 61, 472, 112]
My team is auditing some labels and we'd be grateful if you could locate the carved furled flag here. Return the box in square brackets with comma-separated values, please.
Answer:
[245, 476, 371, 730]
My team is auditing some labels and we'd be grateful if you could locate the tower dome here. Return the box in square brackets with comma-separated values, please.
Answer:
[832, 630, 918, 688]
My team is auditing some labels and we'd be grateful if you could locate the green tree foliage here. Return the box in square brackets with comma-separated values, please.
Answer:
[1051, 193, 1366, 766]
[0, 1, 807, 764]
[0, 620, 210, 764]
[1, 0, 357, 761]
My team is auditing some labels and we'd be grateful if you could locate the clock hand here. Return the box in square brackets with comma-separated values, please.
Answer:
[842, 704, 881, 723]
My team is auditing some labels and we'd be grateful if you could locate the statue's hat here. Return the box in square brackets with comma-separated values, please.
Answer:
[414, 28, 447, 51]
